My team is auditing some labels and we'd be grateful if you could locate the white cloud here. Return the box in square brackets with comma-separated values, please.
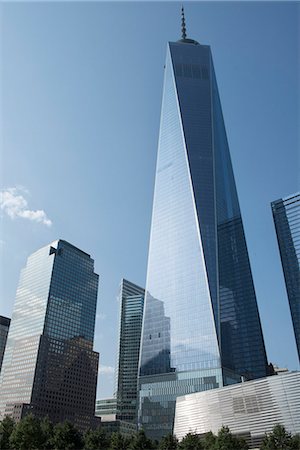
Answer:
[98, 365, 114, 375]
[96, 312, 106, 321]
[0, 187, 52, 227]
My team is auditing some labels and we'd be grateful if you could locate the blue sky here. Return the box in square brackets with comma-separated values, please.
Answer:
[1, 1, 299, 398]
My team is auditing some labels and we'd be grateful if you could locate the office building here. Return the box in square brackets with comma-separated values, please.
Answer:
[100, 419, 137, 437]
[138, 11, 268, 439]
[174, 371, 300, 449]
[95, 397, 137, 436]
[272, 364, 289, 375]
[115, 279, 144, 422]
[0, 316, 11, 373]
[95, 398, 117, 420]
[272, 193, 300, 361]
[0, 240, 100, 430]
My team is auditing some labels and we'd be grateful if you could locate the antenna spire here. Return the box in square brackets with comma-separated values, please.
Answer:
[181, 6, 187, 40]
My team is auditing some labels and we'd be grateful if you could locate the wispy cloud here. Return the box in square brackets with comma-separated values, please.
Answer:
[98, 365, 114, 375]
[0, 187, 52, 227]
[96, 312, 106, 321]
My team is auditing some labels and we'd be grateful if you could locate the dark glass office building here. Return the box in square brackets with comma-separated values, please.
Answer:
[0, 316, 11, 373]
[115, 279, 144, 423]
[272, 193, 300, 361]
[138, 20, 268, 439]
[0, 240, 100, 430]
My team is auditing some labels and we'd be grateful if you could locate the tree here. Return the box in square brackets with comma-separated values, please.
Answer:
[178, 432, 203, 450]
[129, 429, 155, 450]
[260, 424, 297, 450]
[109, 432, 130, 450]
[0, 416, 15, 450]
[290, 434, 300, 449]
[40, 417, 54, 450]
[84, 427, 110, 450]
[9, 414, 43, 450]
[203, 431, 216, 450]
[52, 421, 83, 450]
[213, 426, 248, 450]
[159, 433, 178, 450]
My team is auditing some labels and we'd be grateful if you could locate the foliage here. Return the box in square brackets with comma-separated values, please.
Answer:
[158, 433, 178, 450]
[213, 426, 248, 450]
[129, 429, 155, 450]
[178, 432, 203, 450]
[0, 416, 15, 450]
[260, 424, 300, 450]
[9, 414, 44, 450]
[290, 434, 300, 449]
[109, 431, 130, 450]
[177, 427, 248, 450]
[2, 415, 299, 450]
[202, 431, 216, 449]
[40, 417, 54, 449]
[84, 427, 110, 450]
[52, 421, 83, 450]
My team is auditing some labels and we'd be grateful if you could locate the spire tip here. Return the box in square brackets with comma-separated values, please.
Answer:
[181, 5, 187, 40]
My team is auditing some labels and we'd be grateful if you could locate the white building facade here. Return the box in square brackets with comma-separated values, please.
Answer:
[174, 372, 300, 449]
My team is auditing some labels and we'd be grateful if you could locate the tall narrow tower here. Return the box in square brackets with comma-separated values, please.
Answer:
[0, 240, 99, 430]
[272, 193, 300, 362]
[115, 279, 144, 423]
[138, 11, 268, 439]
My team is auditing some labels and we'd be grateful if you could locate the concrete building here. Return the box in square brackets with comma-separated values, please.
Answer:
[95, 398, 117, 421]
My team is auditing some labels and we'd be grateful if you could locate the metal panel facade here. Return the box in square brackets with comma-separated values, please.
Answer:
[174, 372, 300, 449]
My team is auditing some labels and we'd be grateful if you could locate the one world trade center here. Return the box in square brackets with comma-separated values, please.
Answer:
[138, 10, 268, 440]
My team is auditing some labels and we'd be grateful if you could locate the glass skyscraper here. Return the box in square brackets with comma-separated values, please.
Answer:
[0, 316, 11, 373]
[272, 193, 300, 361]
[115, 279, 144, 423]
[138, 16, 268, 439]
[0, 240, 100, 430]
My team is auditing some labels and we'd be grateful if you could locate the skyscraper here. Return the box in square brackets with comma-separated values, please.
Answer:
[272, 193, 300, 361]
[0, 316, 10, 373]
[138, 11, 268, 439]
[115, 279, 144, 423]
[0, 240, 100, 430]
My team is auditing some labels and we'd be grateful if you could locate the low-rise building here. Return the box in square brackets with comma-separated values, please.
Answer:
[174, 372, 300, 449]
[95, 398, 117, 421]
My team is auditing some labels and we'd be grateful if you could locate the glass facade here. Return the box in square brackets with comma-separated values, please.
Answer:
[138, 38, 268, 440]
[0, 316, 11, 374]
[272, 193, 300, 361]
[0, 240, 100, 429]
[115, 279, 144, 422]
[95, 397, 117, 418]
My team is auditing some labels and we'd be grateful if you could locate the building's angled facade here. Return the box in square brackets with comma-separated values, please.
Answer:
[272, 193, 300, 361]
[138, 13, 268, 440]
[115, 279, 144, 423]
[174, 371, 300, 449]
[0, 316, 11, 373]
[0, 240, 100, 430]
